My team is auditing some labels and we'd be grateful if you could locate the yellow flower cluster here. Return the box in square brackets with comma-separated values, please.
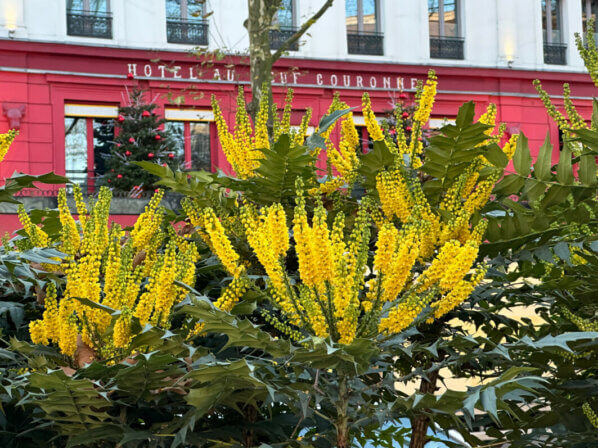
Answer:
[584, 403, 598, 429]
[376, 169, 413, 222]
[534, 79, 585, 141]
[0, 129, 18, 163]
[27, 187, 199, 360]
[18, 204, 49, 247]
[362, 92, 384, 142]
[413, 71, 438, 125]
[211, 87, 312, 179]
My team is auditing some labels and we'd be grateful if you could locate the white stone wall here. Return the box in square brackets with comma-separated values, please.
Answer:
[0, 0, 590, 72]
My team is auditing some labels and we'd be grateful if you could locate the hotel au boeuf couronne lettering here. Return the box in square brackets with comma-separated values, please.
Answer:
[126, 63, 421, 91]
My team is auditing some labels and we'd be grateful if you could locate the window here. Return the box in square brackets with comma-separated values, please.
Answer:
[66, 0, 112, 38]
[64, 115, 115, 193]
[582, 0, 598, 44]
[164, 109, 214, 172]
[543, 0, 567, 64]
[166, 0, 209, 45]
[271, 0, 298, 51]
[428, 0, 464, 59]
[346, 0, 384, 56]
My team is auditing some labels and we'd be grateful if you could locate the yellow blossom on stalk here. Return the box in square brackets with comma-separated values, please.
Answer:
[376, 169, 413, 222]
[113, 308, 133, 348]
[328, 112, 361, 182]
[58, 188, 80, 255]
[477, 103, 497, 137]
[18, 204, 49, 247]
[131, 189, 164, 250]
[362, 92, 384, 141]
[42, 282, 60, 342]
[200, 207, 244, 278]
[413, 70, 437, 125]
[29, 320, 48, 345]
[293, 107, 312, 146]
[0, 129, 18, 163]
[501, 134, 518, 160]
[431, 265, 487, 318]
[215, 276, 250, 312]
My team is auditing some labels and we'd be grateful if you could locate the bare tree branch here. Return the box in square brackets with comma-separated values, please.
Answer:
[271, 0, 334, 62]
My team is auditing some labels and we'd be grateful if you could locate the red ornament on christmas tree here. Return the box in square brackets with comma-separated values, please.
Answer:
[154, 134, 161, 140]
[399, 93, 407, 99]
[127, 72, 135, 79]
[125, 150, 132, 156]
[148, 153, 154, 158]
[128, 137, 135, 144]
[116, 143, 121, 148]
[142, 110, 151, 117]
[401, 112, 409, 118]
[162, 163, 168, 167]
[117, 115, 125, 122]
[168, 152, 174, 159]
[117, 174, 123, 179]
[405, 126, 412, 132]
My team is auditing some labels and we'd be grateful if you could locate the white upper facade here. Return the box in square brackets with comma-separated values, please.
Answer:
[0, 0, 594, 72]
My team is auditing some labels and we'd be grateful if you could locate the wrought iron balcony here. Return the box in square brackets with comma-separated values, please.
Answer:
[66, 10, 112, 39]
[270, 26, 299, 51]
[166, 19, 208, 45]
[347, 32, 384, 56]
[430, 36, 464, 59]
[544, 43, 567, 65]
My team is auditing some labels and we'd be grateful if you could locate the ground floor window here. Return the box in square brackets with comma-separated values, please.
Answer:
[64, 104, 117, 192]
[164, 108, 214, 171]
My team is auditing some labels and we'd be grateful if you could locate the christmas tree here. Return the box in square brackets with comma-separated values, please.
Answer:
[102, 88, 182, 193]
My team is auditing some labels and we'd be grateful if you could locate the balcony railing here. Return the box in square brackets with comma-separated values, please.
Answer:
[66, 10, 112, 39]
[166, 19, 208, 45]
[544, 43, 567, 65]
[347, 31, 384, 56]
[430, 36, 464, 59]
[270, 26, 299, 51]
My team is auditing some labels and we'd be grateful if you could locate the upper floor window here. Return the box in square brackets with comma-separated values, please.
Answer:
[66, 0, 112, 39]
[346, 0, 384, 56]
[166, 0, 209, 45]
[428, 0, 464, 59]
[542, 0, 567, 64]
[271, 0, 299, 51]
[582, 0, 598, 43]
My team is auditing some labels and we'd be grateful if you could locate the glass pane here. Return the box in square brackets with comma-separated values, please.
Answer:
[93, 118, 114, 178]
[165, 121, 186, 165]
[444, 0, 458, 37]
[346, 0, 358, 33]
[190, 123, 211, 171]
[67, 0, 107, 13]
[65, 117, 88, 189]
[428, 0, 440, 36]
[582, 0, 598, 44]
[543, 0, 562, 42]
[166, 0, 204, 20]
[362, 0, 377, 32]
[275, 0, 294, 27]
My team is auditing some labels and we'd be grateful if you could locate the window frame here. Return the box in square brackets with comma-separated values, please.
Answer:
[428, 0, 461, 38]
[346, 0, 382, 34]
[164, 108, 216, 172]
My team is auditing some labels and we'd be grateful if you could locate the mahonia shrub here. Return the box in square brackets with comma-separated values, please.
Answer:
[182, 71, 518, 346]
[18, 185, 198, 362]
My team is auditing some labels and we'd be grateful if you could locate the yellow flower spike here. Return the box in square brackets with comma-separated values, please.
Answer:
[362, 92, 384, 142]
[42, 282, 60, 342]
[131, 189, 164, 250]
[72, 184, 88, 229]
[432, 264, 487, 319]
[373, 223, 398, 274]
[215, 276, 250, 312]
[58, 189, 80, 255]
[477, 103, 497, 137]
[280, 88, 294, 136]
[413, 70, 437, 125]
[234, 86, 253, 152]
[437, 241, 479, 293]
[501, 134, 519, 160]
[563, 84, 587, 130]
[0, 129, 18, 163]
[293, 107, 312, 146]
[29, 320, 48, 345]
[376, 169, 413, 222]
[266, 204, 289, 258]
[18, 204, 49, 247]
[200, 208, 244, 278]
[378, 290, 436, 335]
[113, 308, 133, 349]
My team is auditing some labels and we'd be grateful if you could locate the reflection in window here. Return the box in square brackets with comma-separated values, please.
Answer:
[66, 0, 108, 13]
[428, 0, 459, 37]
[93, 118, 114, 178]
[582, 0, 598, 42]
[346, 0, 379, 33]
[274, 0, 294, 27]
[65, 117, 88, 188]
[542, 0, 563, 43]
[191, 123, 211, 171]
[166, 0, 205, 20]
[165, 121, 186, 163]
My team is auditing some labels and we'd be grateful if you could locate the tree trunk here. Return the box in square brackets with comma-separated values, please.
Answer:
[336, 374, 350, 448]
[246, 0, 276, 120]
[409, 370, 440, 448]
[243, 406, 258, 447]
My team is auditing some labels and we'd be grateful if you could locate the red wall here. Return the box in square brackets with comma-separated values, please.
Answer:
[0, 39, 595, 233]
